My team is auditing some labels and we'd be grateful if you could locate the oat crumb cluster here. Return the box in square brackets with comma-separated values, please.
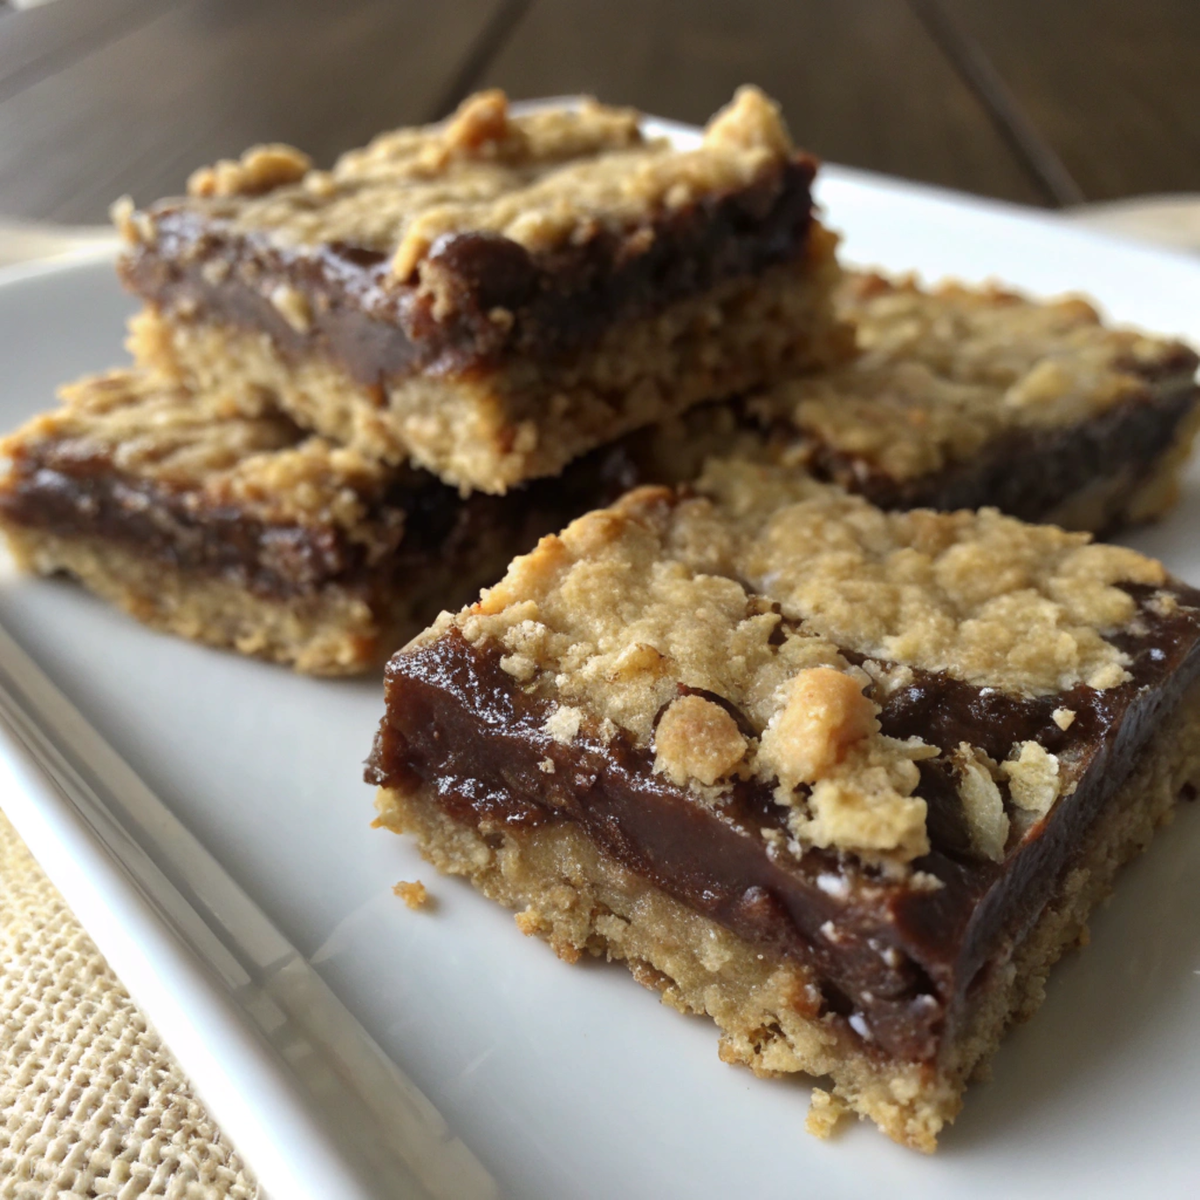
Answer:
[422, 461, 1179, 868]
[3, 86, 1200, 1155]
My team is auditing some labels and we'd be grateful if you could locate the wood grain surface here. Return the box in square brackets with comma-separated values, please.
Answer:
[0, 0, 1196, 221]
[479, 0, 1047, 204]
[934, 0, 1200, 201]
[0, 0, 510, 221]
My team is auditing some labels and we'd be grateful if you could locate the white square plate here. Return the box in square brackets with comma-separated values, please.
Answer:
[2, 115, 1199, 1200]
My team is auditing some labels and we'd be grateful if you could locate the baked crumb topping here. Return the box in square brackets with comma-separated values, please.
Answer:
[1001, 741, 1063, 816]
[654, 694, 748, 787]
[699, 459, 1161, 695]
[123, 88, 801, 289]
[740, 272, 1198, 482]
[951, 744, 1009, 862]
[187, 143, 312, 199]
[757, 667, 875, 789]
[789, 731, 934, 861]
[433, 461, 1171, 867]
[392, 880, 430, 910]
[805, 1088, 851, 1139]
[0, 371, 400, 536]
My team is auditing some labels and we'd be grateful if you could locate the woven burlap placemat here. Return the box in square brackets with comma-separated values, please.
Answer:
[0, 808, 258, 1199]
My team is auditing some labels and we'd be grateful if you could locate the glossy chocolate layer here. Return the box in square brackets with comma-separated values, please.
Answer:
[367, 585, 1200, 1062]
[0, 456, 411, 599]
[599, 370, 1200, 537]
[119, 159, 817, 385]
[0, 432, 645, 601]
[818, 378, 1199, 532]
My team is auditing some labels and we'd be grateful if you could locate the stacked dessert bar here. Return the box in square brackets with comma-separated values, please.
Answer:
[0, 87, 850, 672]
[4, 89, 1200, 1150]
[116, 87, 847, 493]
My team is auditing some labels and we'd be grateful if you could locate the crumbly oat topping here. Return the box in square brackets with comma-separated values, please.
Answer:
[1051, 707, 1076, 731]
[1001, 741, 1062, 816]
[0, 371, 399, 535]
[268, 282, 313, 333]
[654, 694, 748, 787]
[109, 195, 154, 246]
[701, 459, 1162, 694]
[187, 144, 312, 199]
[951, 744, 1009, 862]
[756, 667, 875, 791]
[738, 272, 1197, 483]
[792, 734, 934, 861]
[433, 462, 1171, 865]
[124, 88, 800, 286]
[543, 705, 584, 746]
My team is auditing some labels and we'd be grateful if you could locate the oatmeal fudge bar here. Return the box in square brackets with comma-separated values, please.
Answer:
[117, 87, 848, 494]
[652, 273, 1199, 534]
[0, 372, 561, 673]
[367, 460, 1200, 1149]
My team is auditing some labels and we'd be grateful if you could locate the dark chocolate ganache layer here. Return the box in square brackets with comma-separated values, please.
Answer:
[805, 377, 1200, 534]
[0, 433, 653, 601]
[118, 158, 817, 386]
[0, 454, 492, 600]
[366, 585, 1200, 1063]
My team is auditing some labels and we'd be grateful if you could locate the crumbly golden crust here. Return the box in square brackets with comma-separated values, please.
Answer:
[433, 463, 1170, 864]
[734, 272, 1199, 484]
[1, 526, 390, 674]
[117, 88, 800, 287]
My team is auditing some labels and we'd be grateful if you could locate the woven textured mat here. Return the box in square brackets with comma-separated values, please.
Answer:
[0, 808, 258, 1199]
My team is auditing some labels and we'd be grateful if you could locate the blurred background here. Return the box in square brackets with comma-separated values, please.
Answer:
[0, 0, 1197, 223]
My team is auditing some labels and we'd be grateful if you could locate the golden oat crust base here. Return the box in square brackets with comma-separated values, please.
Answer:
[1, 526, 406, 674]
[374, 675, 1200, 1150]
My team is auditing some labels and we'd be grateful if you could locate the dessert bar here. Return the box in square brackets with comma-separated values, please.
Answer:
[6, 272, 1193, 673]
[0, 372, 548, 673]
[661, 273, 1199, 534]
[118, 87, 849, 494]
[367, 459, 1200, 1149]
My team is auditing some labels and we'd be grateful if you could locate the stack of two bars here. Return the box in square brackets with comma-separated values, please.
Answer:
[4, 88, 1196, 673]
[0, 87, 849, 673]
[5, 90, 1200, 1151]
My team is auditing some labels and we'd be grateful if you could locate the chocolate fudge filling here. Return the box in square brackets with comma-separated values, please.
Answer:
[0, 453, 477, 600]
[119, 159, 817, 386]
[366, 585, 1200, 1063]
[580, 362, 1200, 536]
[800, 378, 1199, 530]
[0, 435, 645, 602]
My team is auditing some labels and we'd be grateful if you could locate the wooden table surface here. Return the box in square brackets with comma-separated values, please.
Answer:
[0, 0, 1197, 223]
